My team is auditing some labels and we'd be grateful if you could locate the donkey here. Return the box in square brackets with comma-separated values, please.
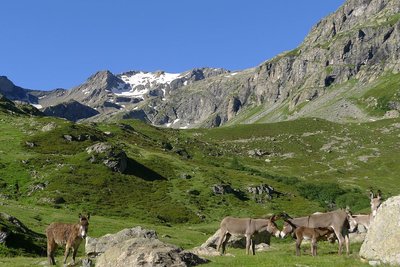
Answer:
[347, 214, 371, 232]
[370, 190, 382, 218]
[45, 214, 90, 265]
[281, 219, 336, 254]
[280, 210, 350, 255]
[294, 226, 334, 256]
[216, 215, 281, 255]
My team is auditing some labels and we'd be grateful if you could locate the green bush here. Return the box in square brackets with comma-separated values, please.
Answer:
[298, 182, 345, 207]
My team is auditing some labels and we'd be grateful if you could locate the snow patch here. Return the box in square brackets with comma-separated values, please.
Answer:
[112, 71, 180, 99]
[31, 104, 42, 109]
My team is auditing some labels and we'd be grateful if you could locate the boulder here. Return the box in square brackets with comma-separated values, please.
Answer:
[96, 238, 208, 267]
[0, 212, 46, 256]
[86, 142, 128, 173]
[211, 184, 234, 195]
[86, 226, 157, 257]
[359, 195, 400, 266]
[192, 228, 272, 256]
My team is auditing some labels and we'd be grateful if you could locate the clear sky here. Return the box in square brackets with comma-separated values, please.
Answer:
[0, 0, 345, 90]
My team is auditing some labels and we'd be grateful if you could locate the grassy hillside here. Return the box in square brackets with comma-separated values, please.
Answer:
[0, 107, 399, 265]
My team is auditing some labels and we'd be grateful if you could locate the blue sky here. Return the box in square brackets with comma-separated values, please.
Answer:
[1, 0, 344, 90]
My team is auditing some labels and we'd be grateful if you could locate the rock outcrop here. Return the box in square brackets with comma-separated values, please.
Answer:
[192, 228, 271, 256]
[0, 212, 46, 256]
[359, 195, 400, 266]
[86, 142, 128, 173]
[86, 226, 208, 267]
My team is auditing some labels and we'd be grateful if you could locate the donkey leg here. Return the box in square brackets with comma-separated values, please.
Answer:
[296, 239, 302, 256]
[221, 233, 231, 255]
[245, 234, 251, 255]
[251, 238, 256, 255]
[344, 233, 350, 256]
[47, 240, 56, 265]
[216, 230, 226, 254]
[72, 246, 78, 264]
[63, 244, 71, 264]
[333, 227, 344, 255]
[311, 238, 317, 257]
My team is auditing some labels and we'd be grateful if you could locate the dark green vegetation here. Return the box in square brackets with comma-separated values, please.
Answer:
[1, 102, 399, 265]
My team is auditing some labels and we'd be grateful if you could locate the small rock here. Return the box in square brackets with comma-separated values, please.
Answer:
[25, 141, 36, 148]
[63, 135, 74, 142]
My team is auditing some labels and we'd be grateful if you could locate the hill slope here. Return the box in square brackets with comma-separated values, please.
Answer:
[1, 104, 399, 225]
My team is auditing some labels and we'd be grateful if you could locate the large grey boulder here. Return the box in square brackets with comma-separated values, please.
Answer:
[96, 238, 208, 267]
[87, 226, 208, 267]
[86, 226, 157, 257]
[192, 228, 271, 256]
[359, 195, 400, 265]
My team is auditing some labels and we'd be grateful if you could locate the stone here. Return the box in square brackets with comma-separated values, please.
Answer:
[95, 238, 208, 267]
[197, 228, 271, 250]
[211, 184, 234, 195]
[86, 143, 128, 173]
[86, 226, 157, 257]
[359, 195, 400, 266]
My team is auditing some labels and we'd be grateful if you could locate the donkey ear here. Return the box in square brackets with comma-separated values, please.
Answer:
[377, 190, 382, 200]
[270, 215, 277, 221]
[79, 213, 82, 219]
[369, 190, 374, 200]
[87, 213, 91, 220]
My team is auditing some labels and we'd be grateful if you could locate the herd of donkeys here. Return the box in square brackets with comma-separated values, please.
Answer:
[216, 190, 382, 257]
[43, 191, 382, 265]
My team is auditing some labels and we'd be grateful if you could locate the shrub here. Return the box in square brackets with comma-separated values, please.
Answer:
[298, 182, 345, 207]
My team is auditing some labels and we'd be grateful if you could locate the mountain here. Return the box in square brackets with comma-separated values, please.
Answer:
[1, 0, 400, 127]
[0, 76, 38, 104]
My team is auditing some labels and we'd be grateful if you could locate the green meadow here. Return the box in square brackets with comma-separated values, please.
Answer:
[1, 104, 399, 266]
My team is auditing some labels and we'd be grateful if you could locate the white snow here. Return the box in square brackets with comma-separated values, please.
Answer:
[31, 104, 42, 109]
[120, 71, 180, 87]
[225, 72, 238, 78]
[112, 71, 181, 99]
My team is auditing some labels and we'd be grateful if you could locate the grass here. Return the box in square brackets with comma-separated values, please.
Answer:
[1, 109, 400, 265]
[357, 72, 400, 116]
[0, 200, 372, 267]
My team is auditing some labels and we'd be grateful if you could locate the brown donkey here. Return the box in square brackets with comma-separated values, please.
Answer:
[280, 210, 350, 255]
[45, 214, 90, 265]
[216, 215, 281, 255]
[281, 220, 335, 256]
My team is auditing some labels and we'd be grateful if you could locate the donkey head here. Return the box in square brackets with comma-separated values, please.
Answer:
[346, 213, 357, 233]
[280, 220, 295, 238]
[78, 214, 90, 239]
[267, 215, 281, 238]
[370, 190, 382, 217]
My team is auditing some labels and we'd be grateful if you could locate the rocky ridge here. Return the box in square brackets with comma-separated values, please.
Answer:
[1, 0, 400, 127]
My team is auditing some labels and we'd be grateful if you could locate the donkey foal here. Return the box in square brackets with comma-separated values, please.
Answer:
[294, 226, 333, 256]
[45, 214, 90, 265]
